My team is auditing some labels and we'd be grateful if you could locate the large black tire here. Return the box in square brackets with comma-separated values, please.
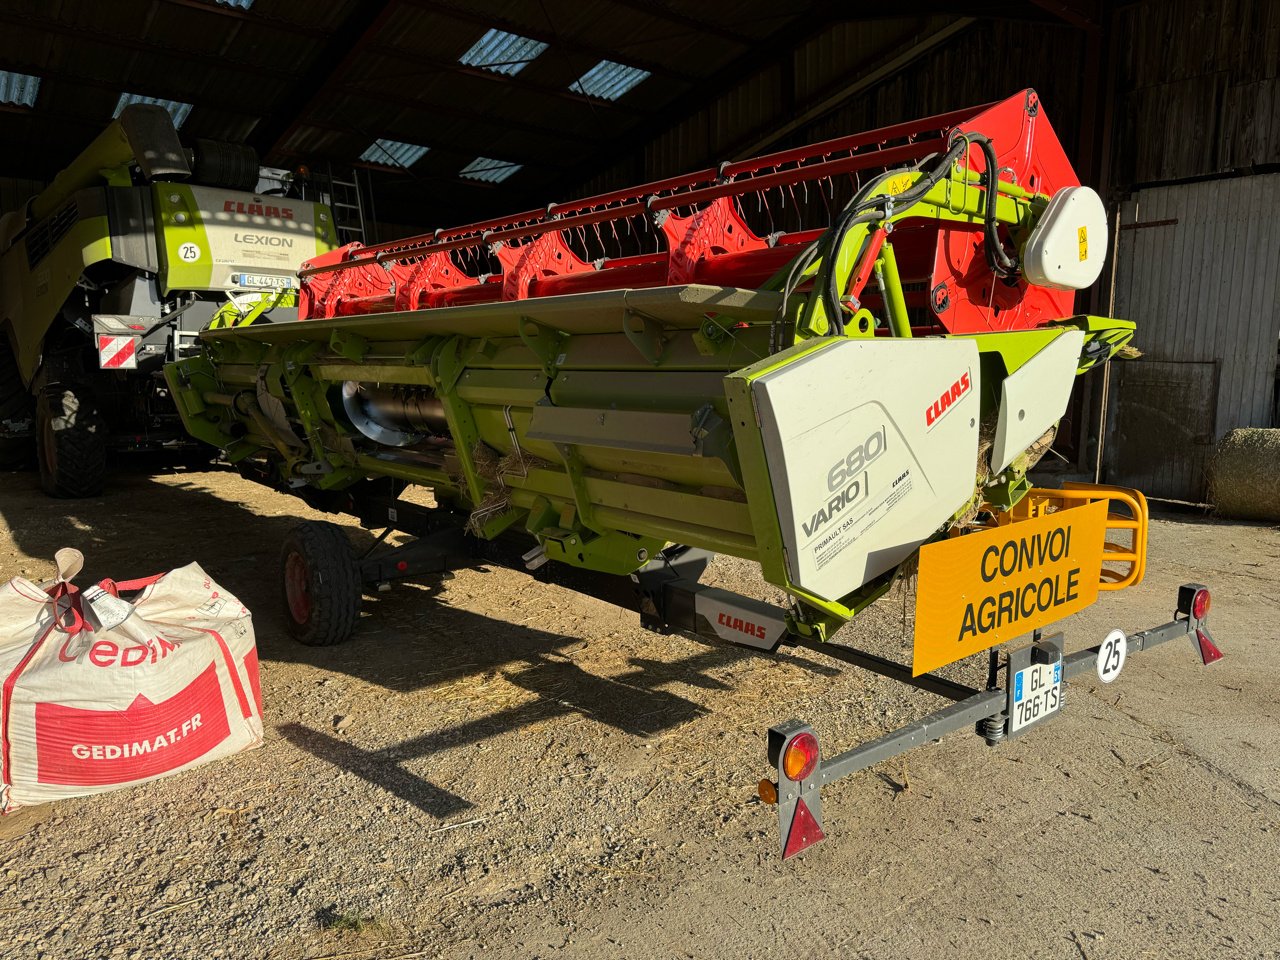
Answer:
[35, 380, 106, 498]
[280, 521, 362, 646]
[0, 338, 33, 470]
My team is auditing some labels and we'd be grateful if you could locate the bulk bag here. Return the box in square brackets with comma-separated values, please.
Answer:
[1, 548, 262, 811]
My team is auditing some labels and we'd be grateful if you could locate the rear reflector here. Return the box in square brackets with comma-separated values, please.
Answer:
[97, 334, 139, 370]
[783, 797, 825, 859]
[1192, 588, 1211, 621]
[1196, 628, 1224, 665]
[757, 778, 778, 805]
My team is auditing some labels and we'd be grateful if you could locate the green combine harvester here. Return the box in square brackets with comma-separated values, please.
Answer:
[0, 104, 335, 496]
[164, 91, 1221, 857]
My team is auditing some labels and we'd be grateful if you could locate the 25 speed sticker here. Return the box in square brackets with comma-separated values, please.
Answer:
[1096, 628, 1127, 683]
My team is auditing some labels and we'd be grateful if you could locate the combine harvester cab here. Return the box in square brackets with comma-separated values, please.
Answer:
[165, 89, 1221, 857]
[0, 104, 335, 496]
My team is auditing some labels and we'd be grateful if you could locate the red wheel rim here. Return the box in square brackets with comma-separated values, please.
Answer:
[284, 551, 312, 624]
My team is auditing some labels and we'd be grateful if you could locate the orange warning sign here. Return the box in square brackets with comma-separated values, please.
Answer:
[912, 500, 1108, 675]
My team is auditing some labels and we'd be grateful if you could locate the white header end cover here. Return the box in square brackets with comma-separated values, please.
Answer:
[1023, 186, 1108, 291]
[991, 329, 1086, 474]
[751, 338, 980, 603]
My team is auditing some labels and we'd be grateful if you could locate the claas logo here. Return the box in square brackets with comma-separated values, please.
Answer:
[717, 611, 769, 641]
[926, 371, 972, 427]
[223, 200, 295, 220]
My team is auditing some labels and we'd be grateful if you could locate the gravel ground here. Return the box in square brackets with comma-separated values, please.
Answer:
[1, 462, 1277, 959]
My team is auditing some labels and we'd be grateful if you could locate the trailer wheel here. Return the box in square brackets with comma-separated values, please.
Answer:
[280, 521, 362, 646]
[35, 381, 106, 497]
[0, 338, 33, 470]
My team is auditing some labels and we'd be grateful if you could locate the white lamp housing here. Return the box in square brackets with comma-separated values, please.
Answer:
[1022, 186, 1109, 291]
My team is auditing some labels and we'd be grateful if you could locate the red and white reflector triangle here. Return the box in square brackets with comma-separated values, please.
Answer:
[1196, 628, 1224, 665]
[782, 797, 825, 859]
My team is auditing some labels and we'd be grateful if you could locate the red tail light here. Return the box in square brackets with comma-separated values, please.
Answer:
[1192, 588, 1211, 621]
[783, 732, 819, 781]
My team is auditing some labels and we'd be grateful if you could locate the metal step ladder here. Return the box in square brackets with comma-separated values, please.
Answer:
[321, 163, 372, 246]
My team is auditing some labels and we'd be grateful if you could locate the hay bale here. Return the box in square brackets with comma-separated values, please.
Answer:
[1210, 428, 1280, 520]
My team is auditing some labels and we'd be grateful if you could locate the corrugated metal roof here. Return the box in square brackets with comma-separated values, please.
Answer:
[0, 0, 936, 227]
[359, 138, 429, 169]
[458, 28, 548, 76]
[459, 157, 522, 183]
[0, 70, 40, 109]
[570, 60, 650, 101]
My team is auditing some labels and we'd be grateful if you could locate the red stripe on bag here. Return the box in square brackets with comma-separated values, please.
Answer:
[195, 628, 253, 720]
[2, 621, 60, 792]
[34, 663, 231, 785]
[243, 648, 263, 718]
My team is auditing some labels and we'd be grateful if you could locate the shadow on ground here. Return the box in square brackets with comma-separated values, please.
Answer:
[0, 458, 830, 818]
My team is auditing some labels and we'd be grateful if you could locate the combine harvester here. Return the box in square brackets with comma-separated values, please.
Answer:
[165, 90, 1221, 857]
[0, 104, 335, 496]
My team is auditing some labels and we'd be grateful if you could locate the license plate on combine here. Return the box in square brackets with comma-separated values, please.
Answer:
[235, 273, 295, 289]
[1010, 659, 1062, 733]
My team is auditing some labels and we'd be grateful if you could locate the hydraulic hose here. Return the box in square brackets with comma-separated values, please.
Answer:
[778, 129, 1022, 349]
[814, 136, 970, 336]
[965, 134, 1021, 280]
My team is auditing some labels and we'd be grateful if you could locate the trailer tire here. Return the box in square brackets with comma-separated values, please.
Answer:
[0, 338, 33, 470]
[35, 381, 106, 497]
[281, 521, 362, 646]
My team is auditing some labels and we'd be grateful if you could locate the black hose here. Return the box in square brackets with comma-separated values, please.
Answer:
[967, 135, 1020, 280]
[814, 136, 970, 333]
[776, 129, 1020, 349]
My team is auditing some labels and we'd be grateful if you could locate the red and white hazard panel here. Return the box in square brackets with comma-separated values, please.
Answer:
[96, 335, 140, 370]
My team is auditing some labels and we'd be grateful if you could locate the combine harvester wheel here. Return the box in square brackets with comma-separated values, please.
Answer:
[35, 381, 106, 498]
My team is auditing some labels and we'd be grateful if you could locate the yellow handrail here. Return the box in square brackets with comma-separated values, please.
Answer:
[987, 482, 1148, 590]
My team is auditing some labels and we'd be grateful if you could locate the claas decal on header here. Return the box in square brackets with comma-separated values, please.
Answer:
[164, 90, 1222, 858]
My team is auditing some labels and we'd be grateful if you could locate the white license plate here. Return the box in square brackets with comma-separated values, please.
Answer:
[235, 273, 295, 289]
[1010, 660, 1062, 733]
